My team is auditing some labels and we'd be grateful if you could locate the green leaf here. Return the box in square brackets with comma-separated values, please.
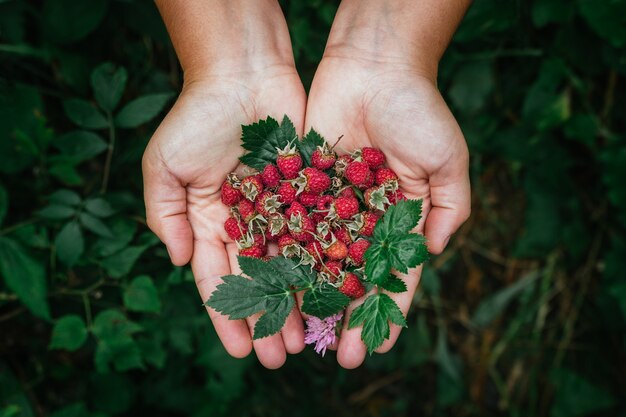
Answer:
[380, 274, 407, 293]
[114, 93, 173, 128]
[92, 310, 143, 372]
[49, 189, 81, 206]
[206, 257, 305, 339]
[471, 271, 539, 328]
[84, 197, 114, 217]
[49, 162, 83, 186]
[42, 0, 108, 44]
[91, 218, 137, 257]
[298, 128, 325, 167]
[79, 212, 112, 238]
[550, 368, 616, 417]
[53, 130, 107, 162]
[348, 293, 406, 354]
[49, 315, 88, 351]
[0, 237, 50, 320]
[63, 99, 108, 129]
[123, 275, 161, 313]
[37, 204, 76, 219]
[387, 233, 428, 273]
[375, 199, 422, 238]
[578, 0, 626, 48]
[101, 245, 150, 278]
[91, 62, 128, 112]
[363, 243, 392, 285]
[0, 185, 7, 227]
[239, 115, 297, 170]
[55, 220, 84, 266]
[301, 283, 350, 318]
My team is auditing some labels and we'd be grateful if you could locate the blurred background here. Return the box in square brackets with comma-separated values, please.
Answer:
[1, 0, 625, 416]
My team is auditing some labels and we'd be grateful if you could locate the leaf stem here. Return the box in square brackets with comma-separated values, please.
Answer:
[0, 218, 38, 236]
[100, 113, 116, 194]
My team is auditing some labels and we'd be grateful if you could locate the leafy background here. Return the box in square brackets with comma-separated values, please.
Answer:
[1, 0, 625, 415]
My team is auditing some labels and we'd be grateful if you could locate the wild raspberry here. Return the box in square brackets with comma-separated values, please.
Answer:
[360, 212, 379, 237]
[277, 181, 298, 205]
[224, 217, 247, 241]
[375, 168, 398, 186]
[261, 164, 281, 188]
[334, 154, 353, 176]
[339, 187, 356, 199]
[265, 213, 288, 240]
[344, 161, 371, 187]
[239, 245, 265, 258]
[220, 182, 242, 206]
[276, 144, 303, 179]
[334, 226, 353, 245]
[364, 185, 390, 211]
[361, 172, 374, 190]
[240, 175, 264, 201]
[362, 147, 385, 168]
[238, 199, 256, 223]
[334, 196, 359, 220]
[255, 191, 282, 217]
[311, 143, 337, 170]
[298, 191, 319, 207]
[296, 167, 331, 194]
[287, 214, 315, 242]
[322, 261, 343, 280]
[285, 202, 307, 219]
[238, 233, 267, 258]
[324, 239, 348, 260]
[278, 234, 300, 257]
[388, 189, 407, 204]
[339, 272, 365, 298]
[348, 239, 370, 266]
[316, 195, 334, 215]
[305, 240, 324, 261]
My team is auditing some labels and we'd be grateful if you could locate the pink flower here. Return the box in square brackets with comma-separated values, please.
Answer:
[304, 313, 343, 356]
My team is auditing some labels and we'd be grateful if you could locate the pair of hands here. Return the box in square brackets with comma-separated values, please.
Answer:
[143, 36, 470, 369]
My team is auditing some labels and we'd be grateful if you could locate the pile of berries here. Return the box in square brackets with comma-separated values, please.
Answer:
[220, 142, 405, 299]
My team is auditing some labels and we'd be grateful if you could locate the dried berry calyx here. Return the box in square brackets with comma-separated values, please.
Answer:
[207, 115, 428, 354]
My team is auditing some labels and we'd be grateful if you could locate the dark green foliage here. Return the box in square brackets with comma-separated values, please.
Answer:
[1, 0, 625, 416]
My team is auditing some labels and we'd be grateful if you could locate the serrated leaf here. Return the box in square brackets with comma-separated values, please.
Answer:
[49, 315, 88, 351]
[0, 237, 50, 320]
[364, 243, 392, 285]
[79, 212, 113, 238]
[123, 275, 161, 313]
[298, 128, 324, 167]
[53, 130, 108, 162]
[302, 283, 350, 318]
[114, 93, 173, 128]
[348, 293, 407, 354]
[49, 189, 81, 206]
[375, 199, 422, 238]
[238, 255, 314, 287]
[239, 115, 296, 170]
[55, 220, 84, 267]
[84, 197, 114, 217]
[37, 204, 76, 219]
[63, 99, 108, 129]
[253, 294, 294, 339]
[101, 245, 149, 278]
[380, 274, 408, 293]
[387, 233, 428, 272]
[91, 62, 128, 112]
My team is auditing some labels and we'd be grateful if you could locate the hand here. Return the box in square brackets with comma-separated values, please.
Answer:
[305, 54, 471, 368]
[143, 66, 307, 369]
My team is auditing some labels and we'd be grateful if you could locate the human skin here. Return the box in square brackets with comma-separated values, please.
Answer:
[305, 0, 472, 368]
[143, 0, 307, 369]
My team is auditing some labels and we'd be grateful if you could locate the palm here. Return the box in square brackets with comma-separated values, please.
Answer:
[143, 71, 307, 369]
[306, 57, 470, 368]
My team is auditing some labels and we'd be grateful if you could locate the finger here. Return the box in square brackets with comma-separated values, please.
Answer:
[374, 267, 423, 354]
[192, 239, 252, 358]
[336, 293, 369, 369]
[143, 148, 193, 266]
[424, 151, 471, 254]
[226, 244, 287, 369]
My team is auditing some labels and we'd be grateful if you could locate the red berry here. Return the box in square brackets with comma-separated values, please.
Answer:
[339, 187, 356, 199]
[276, 145, 303, 179]
[364, 186, 390, 211]
[360, 212, 379, 237]
[388, 189, 407, 204]
[339, 272, 365, 298]
[305, 240, 324, 261]
[238, 234, 267, 258]
[298, 167, 331, 194]
[375, 168, 398, 186]
[277, 181, 298, 205]
[334, 154, 353, 176]
[278, 234, 300, 257]
[265, 213, 288, 240]
[348, 239, 370, 265]
[298, 191, 319, 207]
[334, 226, 353, 245]
[261, 164, 282, 188]
[285, 202, 307, 219]
[224, 217, 247, 241]
[324, 240, 348, 260]
[362, 147, 385, 168]
[311, 145, 337, 170]
[220, 181, 242, 206]
[322, 261, 343, 280]
[239, 245, 265, 258]
[240, 175, 264, 201]
[238, 199, 256, 223]
[255, 191, 282, 217]
[334, 196, 359, 220]
[316, 195, 334, 215]
[288, 214, 315, 242]
[361, 172, 374, 190]
[345, 161, 371, 187]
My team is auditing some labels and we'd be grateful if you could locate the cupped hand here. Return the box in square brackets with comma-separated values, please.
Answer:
[305, 56, 471, 368]
[142, 67, 307, 369]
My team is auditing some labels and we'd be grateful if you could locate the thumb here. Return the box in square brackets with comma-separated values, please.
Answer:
[424, 153, 471, 255]
[142, 149, 193, 266]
